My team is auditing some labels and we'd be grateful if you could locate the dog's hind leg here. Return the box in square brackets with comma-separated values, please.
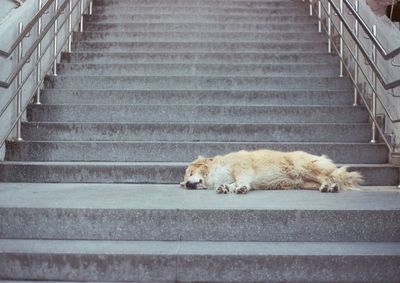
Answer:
[232, 170, 254, 194]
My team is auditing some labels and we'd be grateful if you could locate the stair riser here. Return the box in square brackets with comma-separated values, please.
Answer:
[84, 22, 318, 32]
[72, 41, 327, 53]
[1, 208, 398, 242]
[44, 76, 352, 91]
[92, 6, 309, 14]
[86, 14, 316, 24]
[6, 142, 386, 163]
[74, 31, 326, 42]
[62, 52, 339, 64]
[59, 63, 340, 77]
[0, 252, 399, 282]
[0, 164, 397, 185]
[27, 105, 367, 123]
[21, 123, 370, 143]
[93, 0, 305, 8]
[40, 90, 354, 105]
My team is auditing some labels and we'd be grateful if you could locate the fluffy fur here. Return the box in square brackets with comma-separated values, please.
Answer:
[180, 149, 363, 194]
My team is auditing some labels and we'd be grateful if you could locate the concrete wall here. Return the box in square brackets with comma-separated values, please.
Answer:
[311, 0, 400, 154]
[0, 0, 89, 160]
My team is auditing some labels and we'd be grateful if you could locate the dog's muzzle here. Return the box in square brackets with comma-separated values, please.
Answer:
[185, 179, 205, 190]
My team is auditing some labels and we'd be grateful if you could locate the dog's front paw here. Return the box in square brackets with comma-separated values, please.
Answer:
[234, 186, 249, 194]
[216, 184, 230, 194]
[319, 183, 339, 193]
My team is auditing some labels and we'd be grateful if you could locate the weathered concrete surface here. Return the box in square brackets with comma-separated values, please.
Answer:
[0, 183, 398, 210]
[0, 240, 399, 282]
[0, 184, 399, 241]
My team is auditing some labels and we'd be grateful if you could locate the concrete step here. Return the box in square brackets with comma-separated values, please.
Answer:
[0, 161, 397, 185]
[92, 0, 305, 8]
[44, 75, 352, 91]
[58, 63, 340, 77]
[20, 122, 371, 143]
[85, 14, 317, 24]
[62, 52, 339, 64]
[84, 22, 319, 32]
[72, 41, 327, 53]
[40, 89, 354, 105]
[0, 185, 399, 242]
[91, 6, 308, 15]
[6, 141, 387, 163]
[74, 31, 326, 42]
[1, 239, 399, 282]
[26, 105, 367, 123]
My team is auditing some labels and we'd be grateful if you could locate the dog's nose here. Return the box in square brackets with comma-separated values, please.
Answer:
[186, 181, 198, 190]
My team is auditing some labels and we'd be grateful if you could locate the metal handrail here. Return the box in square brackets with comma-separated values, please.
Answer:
[306, 0, 400, 154]
[0, 0, 92, 148]
[344, 0, 400, 60]
[0, 0, 54, 58]
[0, 0, 69, 88]
[328, 0, 400, 90]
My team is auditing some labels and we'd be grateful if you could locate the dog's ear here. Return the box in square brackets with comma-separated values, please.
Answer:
[197, 155, 206, 160]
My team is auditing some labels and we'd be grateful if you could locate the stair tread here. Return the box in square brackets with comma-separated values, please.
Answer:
[23, 121, 370, 124]
[1, 161, 396, 167]
[0, 183, 399, 210]
[1, 239, 400, 255]
[11, 140, 379, 144]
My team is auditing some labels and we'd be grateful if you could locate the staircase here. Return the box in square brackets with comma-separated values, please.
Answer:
[0, 0, 399, 281]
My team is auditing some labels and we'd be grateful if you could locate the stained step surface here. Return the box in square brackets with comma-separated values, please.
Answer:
[5, 141, 387, 163]
[20, 122, 371, 142]
[40, 89, 353, 105]
[1, 239, 399, 282]
[0, 162, 397, 185]
[27, 105, 367, 123]
[0, 184, 399, 242]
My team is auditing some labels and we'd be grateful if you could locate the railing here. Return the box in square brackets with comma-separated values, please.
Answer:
[0, 0, 92, 149]
[303, 0, 400, 155]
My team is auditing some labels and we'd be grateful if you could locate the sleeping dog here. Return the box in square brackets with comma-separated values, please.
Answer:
[180, 149, 362, 194]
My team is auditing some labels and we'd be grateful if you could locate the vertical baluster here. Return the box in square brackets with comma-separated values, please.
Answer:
[16, 22, 23, 141]
[318, 0, 321, 32]
[35, 0, 42, 104]
[309, 0, 313, 16]
[339, 0, 344, 77]
[80, 0, 84, 32]
[53, 0, 58, 76]
[370, 25, 377, 144]
[67, 0, 72, 52]
[89, 0, 93, 15]
[328, 1, 331, 53]
[353, 0, 359, 106]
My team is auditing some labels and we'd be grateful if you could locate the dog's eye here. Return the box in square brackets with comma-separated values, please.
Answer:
[189, 172, 193, 176]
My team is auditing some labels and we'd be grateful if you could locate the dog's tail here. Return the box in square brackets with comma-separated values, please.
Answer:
[331, 166, 363, 190]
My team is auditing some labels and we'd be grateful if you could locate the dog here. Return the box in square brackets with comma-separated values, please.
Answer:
[180, 149, 362, 194]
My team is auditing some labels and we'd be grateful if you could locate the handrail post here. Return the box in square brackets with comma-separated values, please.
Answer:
[35, 0, 42, 104]
[318, 0, 321, 32]
[370, 24, 377, 144]
[80, 0, 84, 32]
[16, 23, 24, 141]
[53, 0, 58, 76]
[89, 0, 93, 15]
[339, 0, 344, 77]
[327, 1, 332, 53]
[353, 0, 359, 106]
[67, 0, 72, 52]
[309, 0, 313, 16]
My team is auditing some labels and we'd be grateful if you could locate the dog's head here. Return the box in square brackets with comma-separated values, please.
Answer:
[180, 156, 213, 190]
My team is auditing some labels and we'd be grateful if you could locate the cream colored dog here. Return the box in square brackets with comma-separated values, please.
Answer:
[180, 149, 362, 194]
